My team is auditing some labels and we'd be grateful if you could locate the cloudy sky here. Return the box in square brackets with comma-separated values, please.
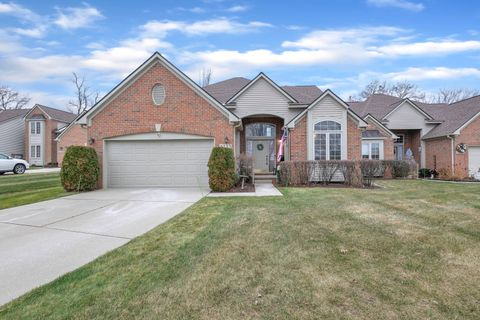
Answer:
[1, 0, 479, 110]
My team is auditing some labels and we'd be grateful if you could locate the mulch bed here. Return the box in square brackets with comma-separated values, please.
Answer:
[225, 182, 255, 193]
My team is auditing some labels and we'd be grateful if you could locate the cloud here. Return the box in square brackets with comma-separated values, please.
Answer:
[282, 26, 406, 49]
[385, 67, 480, 81]
[54, 4, 104, 30]
[0, 2, 47, 38]
[367, 0, 425, 12]
[141, 18, 272, 37]
[378, 40, 480, 56]
[227, 5, 249, 12]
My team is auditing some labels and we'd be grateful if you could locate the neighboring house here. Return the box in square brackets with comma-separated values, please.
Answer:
[349, 94, 480, 177]
[55, 112, 88, 165]
[0, 109, 30, 158]
[24, 104, 76, 166]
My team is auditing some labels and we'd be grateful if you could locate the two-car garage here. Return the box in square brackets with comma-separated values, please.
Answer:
[104, 133, 213, 188]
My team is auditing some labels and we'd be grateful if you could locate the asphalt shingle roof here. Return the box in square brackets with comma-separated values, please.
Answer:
[0, 109, 29, 124]
[29, 105, 76, 123]
[203, 77, 322, 105]
[349, 94, 480, 139]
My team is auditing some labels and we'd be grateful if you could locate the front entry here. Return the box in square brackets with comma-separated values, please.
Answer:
[245, 123, 276, 173]
[252, 140, 270, 173]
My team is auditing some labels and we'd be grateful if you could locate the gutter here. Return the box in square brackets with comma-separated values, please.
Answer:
[446, 135, 455, 174]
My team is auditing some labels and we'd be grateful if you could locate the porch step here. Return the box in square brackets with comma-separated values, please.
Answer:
[254, 174, 277, 184]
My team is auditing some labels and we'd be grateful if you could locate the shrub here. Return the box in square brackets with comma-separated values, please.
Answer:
[61, 146, 100, 192]
[278, 160, 363, 187]
[392, 161, 411, 178]
[208, 147, 236, 192]
[418, 168, 432, 178]
[360, 160, 383, 187]
[236, 153, 253, 178]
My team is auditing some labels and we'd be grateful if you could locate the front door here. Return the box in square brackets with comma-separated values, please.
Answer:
[253, 140, 270, 173]
[394, 144, 404, 160]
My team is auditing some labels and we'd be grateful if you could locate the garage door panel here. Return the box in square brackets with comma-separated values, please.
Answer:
[469, 147, 480, 176]
[106, 139, 213, 188]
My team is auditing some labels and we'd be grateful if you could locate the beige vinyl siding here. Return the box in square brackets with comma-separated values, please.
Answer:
[307, 95, 348, 161]
[0, 117, 25, 157]
[384, 101, 436, 167]
[234, 78, 301, 122]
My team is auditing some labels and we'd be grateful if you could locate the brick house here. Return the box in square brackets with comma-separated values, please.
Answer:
[350, 94, 480, 178]
[73, 52, 479, 188]
[23, 105, 76, 166]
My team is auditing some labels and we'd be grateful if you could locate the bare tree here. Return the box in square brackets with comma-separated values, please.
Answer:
[429, 88, 480, 104]
[198, 67, 212, 87]
[69, 72, 99, 115]
[357, 80, 425, 101]
[0, 85, 31, 111]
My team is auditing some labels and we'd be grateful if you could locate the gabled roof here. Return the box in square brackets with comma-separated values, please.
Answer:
[286, 89, 368, 128]
[422, 95, 480, 139]
[0, 109, 29, 124]
[382, 98, 433, 121]
[24, 104, 76, 123]
[55, 110, 87, 141]
[204, 77, 322, 105]
[225, 73, 298, 104]
[349, 93, 480, 139]
[80, 52, 240, 124]
[363, 114, 398, 139]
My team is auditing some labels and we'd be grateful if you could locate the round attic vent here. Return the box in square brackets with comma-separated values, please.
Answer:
[152, 84, 165, 105]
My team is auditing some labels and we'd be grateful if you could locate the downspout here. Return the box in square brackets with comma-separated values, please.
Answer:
[447, 135, 455, 175]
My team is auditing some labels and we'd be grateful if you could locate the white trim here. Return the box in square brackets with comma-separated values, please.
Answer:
[287, 89, 368, 128]
[23, 104, 52, 120]
[364, 114, 398, 139]
[80, 52, 240, 125]
[226, 73, 297, 104]
[104, 132, 213, 141]
[55, 111, 86, 141]
[383, 99, 433, 121]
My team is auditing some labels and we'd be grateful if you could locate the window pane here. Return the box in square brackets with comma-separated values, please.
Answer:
[246, 123, 275, 137]
[31, 146, 35, 158]
[36, 145, 41, 158]
[329, 133, 341, 160]
[314, 120, 341, 131]
[36, 122, 41, 134]
[314, 134, 326, 160]
[371, 143, 380, 160]
[362, 143, 370, 159]
[0, 154, 7, 159]
[31, 122, 35, 134]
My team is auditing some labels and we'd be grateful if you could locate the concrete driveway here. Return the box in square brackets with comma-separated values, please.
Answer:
[0, 187, 208, 306]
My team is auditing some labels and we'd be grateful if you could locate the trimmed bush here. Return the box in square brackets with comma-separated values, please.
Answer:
[208, 147, 236, 192]
[360, 160, 384, 187]
[61, 146, 100, 192]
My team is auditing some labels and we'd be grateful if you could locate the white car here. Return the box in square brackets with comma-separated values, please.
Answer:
[0, 153, 30, 175]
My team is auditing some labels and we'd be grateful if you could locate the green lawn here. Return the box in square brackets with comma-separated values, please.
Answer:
[1, 180, 479, 319]
[0, 173, 69, 210]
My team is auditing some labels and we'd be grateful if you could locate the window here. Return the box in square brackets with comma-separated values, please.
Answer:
[31, 146, 36, 158]
[314, 121, 342, 160]
[36, 145, 41, 158]
[152, 84, 165, 105]
[30, 145, 41, 158]
[0, 153, 8, 159]
[30, 121, 41, 134]
[245, 123, 276, 138]
[394, 134, 404, 144]
[362, 141, 383, 160]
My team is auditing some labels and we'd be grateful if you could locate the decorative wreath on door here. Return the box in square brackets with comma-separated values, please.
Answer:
[257, 143, 264, 151]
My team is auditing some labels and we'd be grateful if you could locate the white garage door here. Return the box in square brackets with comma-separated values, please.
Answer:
[468, 146, 480, 176]
[105, 139, 213, 188]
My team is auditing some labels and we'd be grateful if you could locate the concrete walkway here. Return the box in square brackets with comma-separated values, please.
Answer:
[208, 181, 282, 197]
[0, 187, 207, 306]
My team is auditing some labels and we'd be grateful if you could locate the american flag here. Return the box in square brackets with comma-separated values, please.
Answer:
[277, 129, 288, 163]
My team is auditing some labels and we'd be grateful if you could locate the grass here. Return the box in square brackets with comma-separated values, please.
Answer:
[0, 173, 69, 209]
[1, 180, 479, 319]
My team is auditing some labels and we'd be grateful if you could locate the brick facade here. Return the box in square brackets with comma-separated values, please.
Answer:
[347, 116, 362, 160]
[57, 124, 88, 165]
[289, 114, 307, 161]
[88, 62, 234, 187]
[425, 137, 452, 172]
